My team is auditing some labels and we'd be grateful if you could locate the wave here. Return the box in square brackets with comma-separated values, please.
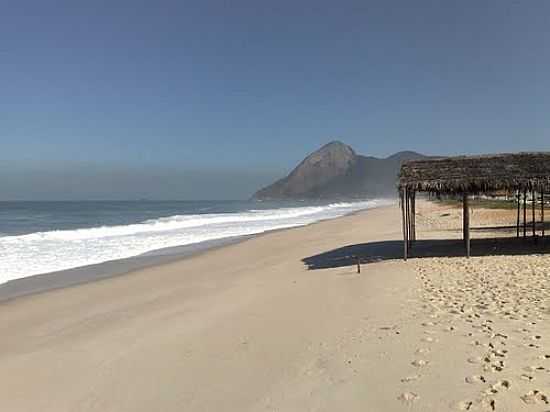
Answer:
[0, 199, 393, 284]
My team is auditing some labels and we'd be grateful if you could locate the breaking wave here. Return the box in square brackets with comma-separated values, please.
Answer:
[0, 199, 392, 284]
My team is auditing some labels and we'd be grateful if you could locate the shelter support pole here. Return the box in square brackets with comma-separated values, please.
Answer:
[406, 189, 411, 250]
[516, 189, 520, 238]
[414, 192, 417, 241]
[542, 189, 545, 239]
[401, 189, 408, 260]
[411, 191, 416, 242]
[523, 189, 527, 238]
[405, 191, 409, 248]
[463, 193, 470, 258]
[532, 190, 536, 240]
[462, 194, 467, 247]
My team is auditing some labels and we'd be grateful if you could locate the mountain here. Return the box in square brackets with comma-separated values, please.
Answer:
[252, 141, 427, 200]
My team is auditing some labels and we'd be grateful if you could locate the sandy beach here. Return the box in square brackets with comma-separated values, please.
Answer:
[1, 201, 550, 411]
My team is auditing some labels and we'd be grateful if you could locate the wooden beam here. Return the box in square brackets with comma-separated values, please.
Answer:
[463, 193, 470, 258]
[401, 190, 408, 260]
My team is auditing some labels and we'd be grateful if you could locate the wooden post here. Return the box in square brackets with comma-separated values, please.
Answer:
[463, 193, 470, 258]
[462, 194, 466, 247]
[523, 189, 527, 238]
[401, 189, 408, 260]
[412, 192, 416, 242]
[516, 189, 520, 238]
[409, 191, 413, 247]
[542, 189, 545, 239]
[532, 190, 536, 239]
[406, 190, 411, 249]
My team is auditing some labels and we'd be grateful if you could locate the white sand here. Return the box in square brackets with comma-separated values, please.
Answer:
[1, 201, 549, 411]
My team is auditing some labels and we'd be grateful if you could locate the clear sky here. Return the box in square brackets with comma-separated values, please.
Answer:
[2, 1, 550, 199]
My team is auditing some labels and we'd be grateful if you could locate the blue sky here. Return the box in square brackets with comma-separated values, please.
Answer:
[2, 1, 550, 199]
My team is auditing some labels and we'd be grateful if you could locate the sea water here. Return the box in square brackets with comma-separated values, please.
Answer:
[0, 199, 391, 284]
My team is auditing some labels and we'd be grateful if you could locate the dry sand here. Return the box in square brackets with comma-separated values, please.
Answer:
[1, 200, 549, 411]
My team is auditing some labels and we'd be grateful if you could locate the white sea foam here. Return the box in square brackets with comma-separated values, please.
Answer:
[0, 199, 393, 284]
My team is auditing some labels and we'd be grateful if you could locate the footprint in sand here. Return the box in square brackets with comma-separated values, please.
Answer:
[400, 375, 420, 383]
[489, 348, 507, 358]
[398, 392, 419, 404]
[520, 390, 549, 405]
[484, 380, 511, 395]
[455, 399, 497, 411]
[422, 336, 438, 343]
[416, 348, 430, 355]
[520, 374, 535, 381]
[455, 400, 474, 410]
[411, 359, 429, 367]
[523, 365, 546, 373]
[467, 356, 483, 364]
[454, 400, 481, 411]
[483, 360, 505, 372]
[465, 375, 486, 384]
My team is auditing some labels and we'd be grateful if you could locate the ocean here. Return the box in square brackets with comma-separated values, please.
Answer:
[0, 199, 390, 285]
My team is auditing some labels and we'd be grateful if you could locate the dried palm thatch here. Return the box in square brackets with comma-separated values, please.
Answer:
[399, 152, 550, 194]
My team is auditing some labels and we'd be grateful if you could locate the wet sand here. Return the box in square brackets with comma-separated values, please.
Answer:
[0, 235, 249, 302]
[1, 200, 549, 411]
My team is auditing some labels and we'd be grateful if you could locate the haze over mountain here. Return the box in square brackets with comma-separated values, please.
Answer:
[253, 142, 427, 200]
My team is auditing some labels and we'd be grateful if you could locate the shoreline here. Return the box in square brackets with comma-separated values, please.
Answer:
[0, 235, 250, 303]
[0, 204, 385, 303]
[2, 200, 549, 411]
[0, 203, 421, 412]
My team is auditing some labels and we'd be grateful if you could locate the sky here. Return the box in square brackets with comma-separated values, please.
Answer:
[1, 0, 550, 200]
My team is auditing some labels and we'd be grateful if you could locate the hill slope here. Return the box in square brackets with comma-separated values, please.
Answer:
[252, 142, 427, 200]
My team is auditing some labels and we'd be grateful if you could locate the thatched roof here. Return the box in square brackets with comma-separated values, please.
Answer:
[399, 152, 550, 194]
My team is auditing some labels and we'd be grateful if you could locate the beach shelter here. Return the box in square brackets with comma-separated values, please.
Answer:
[398, 153, 550, 259]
